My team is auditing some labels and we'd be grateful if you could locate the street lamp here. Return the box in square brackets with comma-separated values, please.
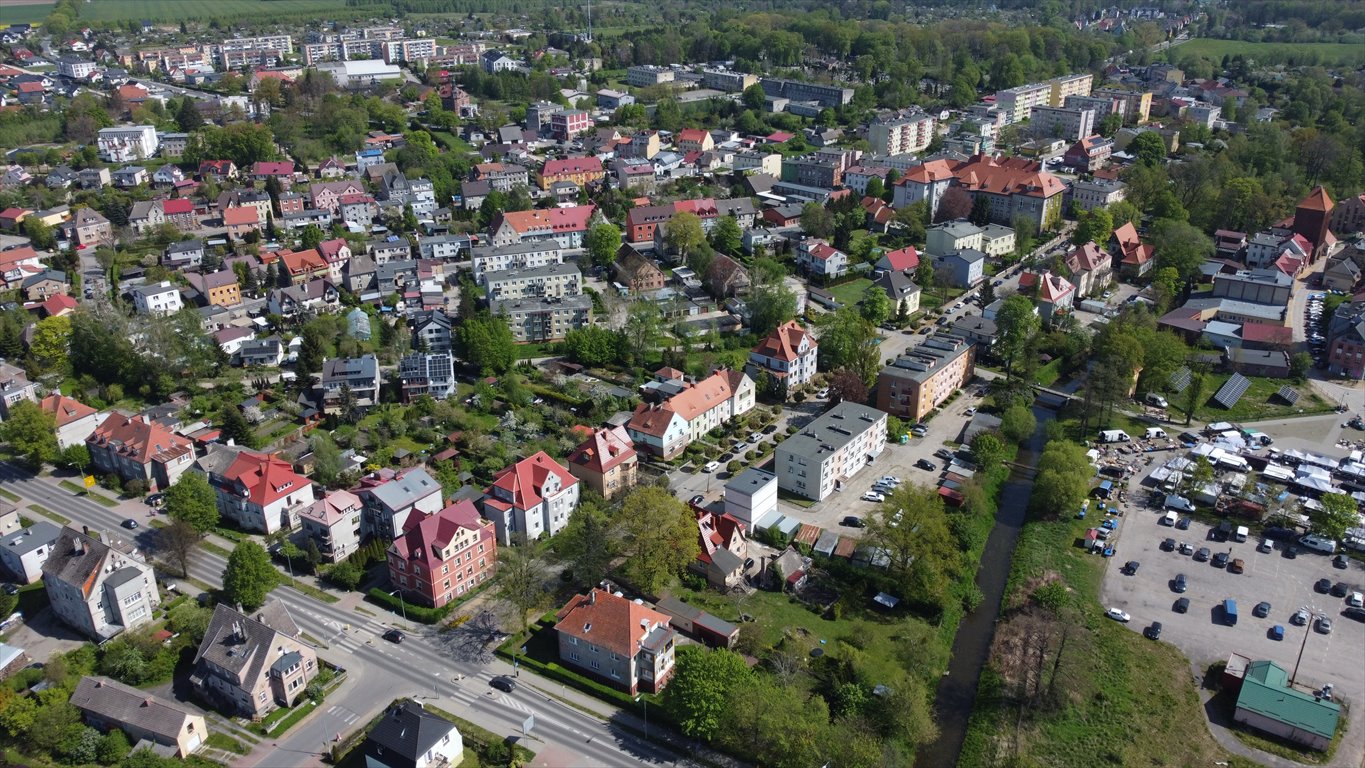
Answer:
[389, 589, 407, 622]
[1290, 604, 1321, 686]
[634, 694, 648, 740]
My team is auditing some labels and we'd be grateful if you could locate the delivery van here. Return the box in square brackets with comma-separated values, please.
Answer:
[1223, 599, 1238, 626]
[1162, 511, 1178, 526]
[1145, 393, 1169, 408]
[1099, 429, 1131, 443]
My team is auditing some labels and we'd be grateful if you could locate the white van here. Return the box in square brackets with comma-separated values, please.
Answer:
[1233, 526, 1248, 542]
[1099, 429, 1131, 443]
[1162, 511, 1178, 526]
[1298, 534, 1337, 554]
[1145, 427, 1167, 440]
[1145, 393, 1168, 408]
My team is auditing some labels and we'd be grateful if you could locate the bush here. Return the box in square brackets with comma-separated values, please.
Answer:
[726, 460, 741, 474]
[123, 479, 148, 497]
[323, 559, 364, 591]
[365, 588, 457, 624]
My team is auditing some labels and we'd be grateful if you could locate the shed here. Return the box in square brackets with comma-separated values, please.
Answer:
[1234, 660, 1340, 752]
[655, 597, 740, 648]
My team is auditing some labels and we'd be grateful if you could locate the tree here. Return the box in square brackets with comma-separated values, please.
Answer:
[1000, 405, 1037, 444]
[749, 258, 797, 337]
[895, 201, 928, 243]
[1073, 208, 1113, 247]
[495, 538, 551, 633]
[827, 369, 868, 405]
[555, 503, 620, 588]
[163, 471, 219, 534]
[1188, 456, 1215, 494]
[299, 224, 324, 252]
[664, 646, 753, 741]
[621, 301, 663, 366]
[817, 308, 881, 386]
[584, 222, 621, 269]
[175, 99, 204, 132]
[858, 284, 892, 326]
[1029, 441, 1092, 516]
[456, 312, 516, 375]
[1130, 131, 1167, 165]
[0, 401, 58, 468]
[865, 485, 957, 607]
[995, 295, 1040, 380]
[1150, 218, 1212, 285]
[664, 211, 706, 260]
[801, 202, 835, 239]
[742, 83, 767, 111]
[1290, 351, 1311, 382]
[864, 177, 885, 201]
[1183, 360, 1209, 425]
[222, 541, 280, 610]
[978, 277, 996, 309]
[709, 214, 742, 255]
[155, 518, 200, 577]
[1314, 493, 1357, 542]
[22, 216, 55, 250]
[618, 487, 698, 596]
[968, 194, 992, 226]
[28, 315, 71, 375]
[934, 187, 973, 223]
[970, 431, 1009, 471]
[562, 327, 622, 367]
[1097, 112, 1123, 137]
[218, 403, 253, 447]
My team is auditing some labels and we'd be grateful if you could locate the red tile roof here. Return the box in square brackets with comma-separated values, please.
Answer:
[1038, 272, 1074, 303]
[279, 248, 326, 276]
[223, 451, 309, 508]
[87, 414, 192, 466]
[391, 499, 494, 566]
[484, 451, 577, 513]
[1241, 322, 1292, 345]
[41, 294, 78, 317]
[952, 155, 1065, 199]
[695, 509, 745, 566]
[752, 320, 815, 364]
[804, 241, 842, 261]
[252, 161, 295, 176]
[1297, 185, 1333, 213]
[161, 198, 192, 215]
[554, 588, 673, 658]
[898, 159, 956, 185]
[39, 394, 96, 427]
[567, 426, 636, 475]
[1112, 222, 1153, 266]
[880, 246, 919, 271]
[676, 129, 709, 144]
[540, 157, 603, 177]
[496, 205, 595, 235]
[1065, 241, 1108, 273]
[223, 206, 258, 226]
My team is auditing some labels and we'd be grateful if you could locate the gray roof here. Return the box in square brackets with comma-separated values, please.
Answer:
[875, 269, 919, 300]
[41, 528, 114, 590]
[725, 468, 776, 494]
[483, 261, 580, 284]
[1, 521, 60, 557]
[366, 468, 439, 512]
[193, 602, 302, 685]
[103, 566, 143, 590]
[166, 239, 204, 254]
[777, 401, 887, 463]
[322, 354, 379, 382]
[490, 294, 593, 315]
[70, 676, 197, 743]
[1215, 299, 1285, 322]
[1218, 268, 1293, 288]
[366, 700, 457, 762]
[196, 443, 250, 478]
[933, 220, 983, 238]
[943, 248, 987, 265]
[879, 333, 973, 385]
[952, 315, 998, 338]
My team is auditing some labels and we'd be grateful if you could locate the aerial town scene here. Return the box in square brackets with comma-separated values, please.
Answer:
[0, 0, 1362, 766]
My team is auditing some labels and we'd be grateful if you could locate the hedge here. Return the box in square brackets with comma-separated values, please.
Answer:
[365, 588, 455, 624]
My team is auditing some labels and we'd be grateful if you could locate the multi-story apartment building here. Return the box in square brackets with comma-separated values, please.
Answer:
[490, 295, 592, 343]
[626, 65, 675, 87]
[42, 527, 161, 641]
[1093, 87, 1153, 124]
[388, 499, 497, 608]
[470, 242, 563, 282]
[1049, 73, 1093, 105]
[732, 150, 782, 177]
[536, 157, 604, 190]
[951, 155, 1066, 230]
[191, 603, 317, 719]
[184, 270, 241, 308]
[775, 401, 887, 501]
[472, 162, 529, 192]
[891, 158, 956, 213]
[0, 521, 60, 585]
[215, 35, 292, 68]
[866, 109, 936, 156]
[994, 82, 1052, 124]
[1064, 93, 1124, 121]
[86, 414, 194, 491]
[488, 206, 595, 250]
[297, 489, 363, 563]
[526, 101, 563, 135]
[355, 467, 444, 541]
[627, 370, 755, 459]
[97, 126, 159, 162]
[555, 588, 676, 695]
[484, 262, 581, 301]
[56, 56, 96, 79]
[197, 446, 316, 535]
[759, 78, 854, 108]
[566, 426, 638, 501]
[702, 68, 757, 93]
[380, 38, 436, 63]
[875, 333, 976, 422]
[398, 352, 456, 402]
[746, 320, 819, 397]
[549, 110, 592, 141]
[480, 451, 580, 545]
[1327, 301, 1365, 379]
[1029, 105, 1095, 141]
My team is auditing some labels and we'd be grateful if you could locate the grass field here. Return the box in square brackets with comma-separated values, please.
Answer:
[1190, 373, 1333, 423]
[1178, 38, 1365, 67]
[64, 0, 362, 23]
[0, 3, 54, 25]
[828, 277, 875, 307]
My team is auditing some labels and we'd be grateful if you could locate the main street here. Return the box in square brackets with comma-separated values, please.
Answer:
[0, 462, 677, 767]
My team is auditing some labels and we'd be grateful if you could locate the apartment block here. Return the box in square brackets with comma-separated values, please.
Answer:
[875, 334, 976, 422]
[470, 242, 563, 283]
[702, 68, 757, 93]
[774, 401, 887, 502]
[759, 78, 854, 108]
[1028, 105, 1095, 141]
[484, 262, 581, 301]
[626, 65, 675, 87]
[1049, 73, 1093, 106]
[866, 109, 936, 156]
[490, 295, 592, 343]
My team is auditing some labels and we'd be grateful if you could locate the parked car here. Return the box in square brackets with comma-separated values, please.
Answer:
[1316, 615, 1333, 634]
[1319, 578, 1339, 595]
[1291, 608, 1310, 626]
[1347, 591, 1364, 608]
[1333, 554, 1349, 569]
[1143, 622, 1163, 640]
[1212, 551, 1229, 568]
[1194, 547, 1210, 562]
[879, 475, 902, 486]
[915, 459, 936, 471]
[860, 491, 885, 503]
[1257, 538, 1273, 553]
[145, 493, 165, 508]
[1173, 597, 1190, 613]
[1228, 558, 1245, 574]
[1179, 542, 1194, 555]
[911, 424, 929, 437]
[841, 516, 865, 528]
[1105, 607, 1131, 622]
[934, 449, 954, 461]
[1253, 601, 1271, 618]
[1176, 517, 1191, 530]
[1269, 624, 1285, 641]
[1161, 538, 1176, 552]
[703, 461, 721, 473]
[1123, 560, 1140, 575]
[817, 388, 830, 399]
[1342, 607, 1365, 622]
[1172, 574, 1187, 593]
[1331, 581, 1352, 597]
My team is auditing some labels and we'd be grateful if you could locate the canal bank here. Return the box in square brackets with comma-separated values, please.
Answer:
[914, 403, 1052, 768]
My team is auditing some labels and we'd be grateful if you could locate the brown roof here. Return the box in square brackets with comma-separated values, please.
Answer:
[39, 394, 96, 427]
[752, 320, 815, 363]
[662, 369, 747, 422]
[952, 155, 1065, 199]
[1297, 185, 1334, 213]
[223, 206, 258, 226]
[1065, 241, 1108, 273]
[567, 425, 636, 474]
[87, 413, 192, 465]
[554, 588, 673, 658]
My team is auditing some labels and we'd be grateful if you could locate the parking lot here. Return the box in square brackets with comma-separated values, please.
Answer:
[1101, 508, 1365, 709]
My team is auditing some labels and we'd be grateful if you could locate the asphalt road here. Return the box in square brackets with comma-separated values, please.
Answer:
[0, 462, 677, 767]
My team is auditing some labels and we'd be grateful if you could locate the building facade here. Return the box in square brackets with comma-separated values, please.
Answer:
[875, 334, 976, 422]
[774, 401, 887, 501]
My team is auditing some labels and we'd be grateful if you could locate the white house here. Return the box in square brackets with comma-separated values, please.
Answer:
[723, 469, 778, 529]
[42, 527, 161, 641]
[97, 126, 159, 162]
[197, 446, 316, 534]
[746, 320, 818, 397]
[627, 369, 755, 460]
[796, 239, 849, 278]
[480, 452, 579, 545]
[0, 521, 61, 584]
[130, 281, 183, 316]
[364, 700, 463, 768]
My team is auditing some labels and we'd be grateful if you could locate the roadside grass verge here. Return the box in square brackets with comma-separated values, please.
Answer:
[27, 505, 69, 525]
[0, 488, 19, 502]
[58, 481, 119, 507]
[205, 732, 250, 755]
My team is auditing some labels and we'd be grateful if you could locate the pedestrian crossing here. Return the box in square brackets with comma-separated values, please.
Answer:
[323, 704, 361, 727]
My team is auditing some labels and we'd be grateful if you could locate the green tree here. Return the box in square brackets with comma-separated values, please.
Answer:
[1000, 405, 1037, 444]
[456, 312, 516, 375]
[562, 326, 622, 367]
[0, 400, 58, 468]
[1097, 111, 1123, 137]
[622, 301, 663, 367]
[1314, 493, 1358, 543]
[801, 202, 835, 239]
[1073, 207, 1113, 247]
[29, 314, 71, 375]
[815, 308, 880, 386]
[1150, 218, 1212, 285]
[555, 502, 620, 588]
[584, 222, 622, 269]
[222, 541, 280, 610]
[709, 214, 742, 255]
[865, 485, 958, 608]
[163, 471, 219, 534]
[970, 431, 1009, 471]
[1029, 440, 1092, 516]
[995, 295, 1040, 379]
[858, 284, 892, 326]
[22, 216, 55, 249]
[1290, 352, 1311, 382]
[618, 487, 698, 595]
[1129, 130, 1168, 165]
[742, 83, 767, 111]
[749, 257, 797, 336]
[299, 224, 325, 252]
[154, 518, 200, 578]
[175, 98, 204, 132]
[664, 646, 753, 741]
[664, 211, 706, 261]
[495, 538, 552, 633]
[217, 403, 254, 448]
[864, 177, 885, 201]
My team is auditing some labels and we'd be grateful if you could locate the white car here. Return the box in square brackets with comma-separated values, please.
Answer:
[703, 461, 721, 473]
[817, 388, 830, 399]
[861, 491, 885, 503]
[1105, 607, 1131, 623]
[748, 433, 763, 445]
[1349, 592, 1365, 608]
[964, 406, 977, 417]
[879, 476, 902, 486]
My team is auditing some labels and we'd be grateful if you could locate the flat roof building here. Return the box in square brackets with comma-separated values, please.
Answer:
[774, 401, 887, 501]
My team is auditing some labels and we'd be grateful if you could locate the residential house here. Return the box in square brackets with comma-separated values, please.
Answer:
[70, 677, 207, 758]
[933, 249, 986, 288]
[1063, 135, 1113, 172]
[554, 588, 676, 695]
[472, 163, 529, 192]
[355, 467, 444, 542]
[163, 240, 205, 269]
[691, 509, 748, 589]
[78, 167, 110, 189]
[1327, 301, 1365, 379]
[0, 521, 61, 584]
[795, 239, 849, 279]
[39, 393, 101, 449]
[775, 401, 888, 501]
[152, 164, 184, 186]
[199, 160, 238, 182]
[488, 206, 595, 250]
[891, 158, 956, 212]
[388, 499, 497, 608]
[320, 354, 381, 414]
[200, 446, 316, 534]
[67, 206, 112, 248]
[364, 700, 464, 768]
[223, 206, 261, 242]
[130, 281, 183, 316]
[676, 129, 714, 154]
[21, 269, 66, 301]
[111, 166, 148, 188]
[411, 310, 453, 355]
[480, 452, 580, 545]
[705, 254, 749, 298]
[1063, 241, 1113, 297]
[250, 161, 296, 189]
[0, 360, 39, 420]
[613, 161, 657, 195]
[1034, 271, 1076, 323]
[1070, 178, 1127, 212]
[298, 490, 363, 563]
[723, 468, 777, 529]
[185, 270, 241, 308]
[129, 200, 164, 234]
[237, 337, 285, 367]
[876, 334, 976, 423]
[45, 165, 77, 189]
[746, 320, 819, 397]
[566, 426, 638, 501]
[190, 602, 318, 718]
[627, 369, 755, 459]
[398, 352, 456, 402]
[536, 157, 604, 191]
[309, 180, 366, 214]
[875, 270, 922, 318]
[339, 194, 378, 229]
[86, 414, 194, 491]
[42, 527, 160, 641]
[926, 220, 984, 256]
[1111, 221, 1154, 277]
[614, 245, 666, 294]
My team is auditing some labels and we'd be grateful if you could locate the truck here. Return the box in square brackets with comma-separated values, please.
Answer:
[1099, 429, 1131, 443]
[1223, 599, 1238, 626]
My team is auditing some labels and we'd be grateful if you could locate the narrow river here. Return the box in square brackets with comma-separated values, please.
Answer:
[914, 403, 1053, 768]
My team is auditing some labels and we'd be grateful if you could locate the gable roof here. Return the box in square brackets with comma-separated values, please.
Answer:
[541, 156, 603, 177]
[87, 413, 193, 466]
[223, 206, 259, 226]
[495, 205, 595, 235]
[878, 246, 919, 271]
[193, 602, 302, 684]
[1065, 241, 1109, 273]
[1237, 660, 1340, 740]
[41, 527, 116, 593]
[1111, 221, 1154, 265]
[664, 369, 748, 423]
[554, 588, 673, 658]
[222, 451, 309, 508]
[70, 676, 197, 743]
[1038, 272, 1074, 302]
[39, 393, 96, 427]
[567, 425, 636, 474]
[365, 700, 457, 762]
[752, 320, 816, 363]
[952, 154, 1065, 199]
[485, 452, 576, 512]
[279, 248, 327, 276]
[390, 499, 492, 566]
[252, 161, 295, 176]
[161, 198, 193, 215]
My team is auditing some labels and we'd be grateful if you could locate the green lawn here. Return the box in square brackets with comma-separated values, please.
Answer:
[73, 0, 358, 23]
[1190, 374, 1332, 423]
[827, 278, 874, 307]
[430, 130, 477, 156]
[0, 3, 52, 24]
[1178, 38, 1365, 67]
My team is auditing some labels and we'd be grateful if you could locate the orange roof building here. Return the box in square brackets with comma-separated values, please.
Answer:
[1111, 221, 1155, 277]
[39, 394, 100, 449]
[566, 425, 638, 501]
[215, 451, 316, 534]
[554, 588, 677, 695]
[86, 414, 194, 491]
[626, 369, 755, 459]
[747, 320, 819, 395]
[480, 451, 579, 545]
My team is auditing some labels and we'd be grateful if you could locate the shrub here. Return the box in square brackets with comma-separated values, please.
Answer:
[123, 479, 148, 497]
[726, 460, 741, 474]
[365, 588, 457, 624]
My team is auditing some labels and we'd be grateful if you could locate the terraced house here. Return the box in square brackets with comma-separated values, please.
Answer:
[627, 369, 755, 459]
[388, 499, 497, 608]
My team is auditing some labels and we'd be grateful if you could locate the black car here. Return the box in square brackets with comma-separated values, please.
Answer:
[1263, 526, 1296, 541]
[490, 676, 517, 693]
[1173, 597, 1190, 613]
[689, 495, 705, 506]
[1144, 622, 1163, 640]
[1176, 517, 1191, 531]
[915, 459, 936, 471]
[145, 493, 165, 508]
[1123, 560, 1140, 575]
[1212, 551, 1229, 568]
[1253, 601, 1271, 618]
[1331, 581, 1351, 598]
[934, 449, 954, 461]
[1333, 554, 1349, 569]
[1342, 607, 1365, 622]
[842, 516, 865, 528]
[1172, 574, 1187, 593]
[382, 629, 404, 643]
[1284, 546, 1299, 559]
[1315, 578, 1333, 593]
[1194, 547, 1210, 562]
[121, 519, 139, 530]
[1178, 432, 1201, 444]
[1161, 538, 1176, 552]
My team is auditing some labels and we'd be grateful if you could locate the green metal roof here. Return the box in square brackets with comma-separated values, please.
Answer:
[1236, 660, 1340, 740]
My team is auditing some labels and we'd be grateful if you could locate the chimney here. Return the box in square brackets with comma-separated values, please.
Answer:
[588, 590, 596, 605]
